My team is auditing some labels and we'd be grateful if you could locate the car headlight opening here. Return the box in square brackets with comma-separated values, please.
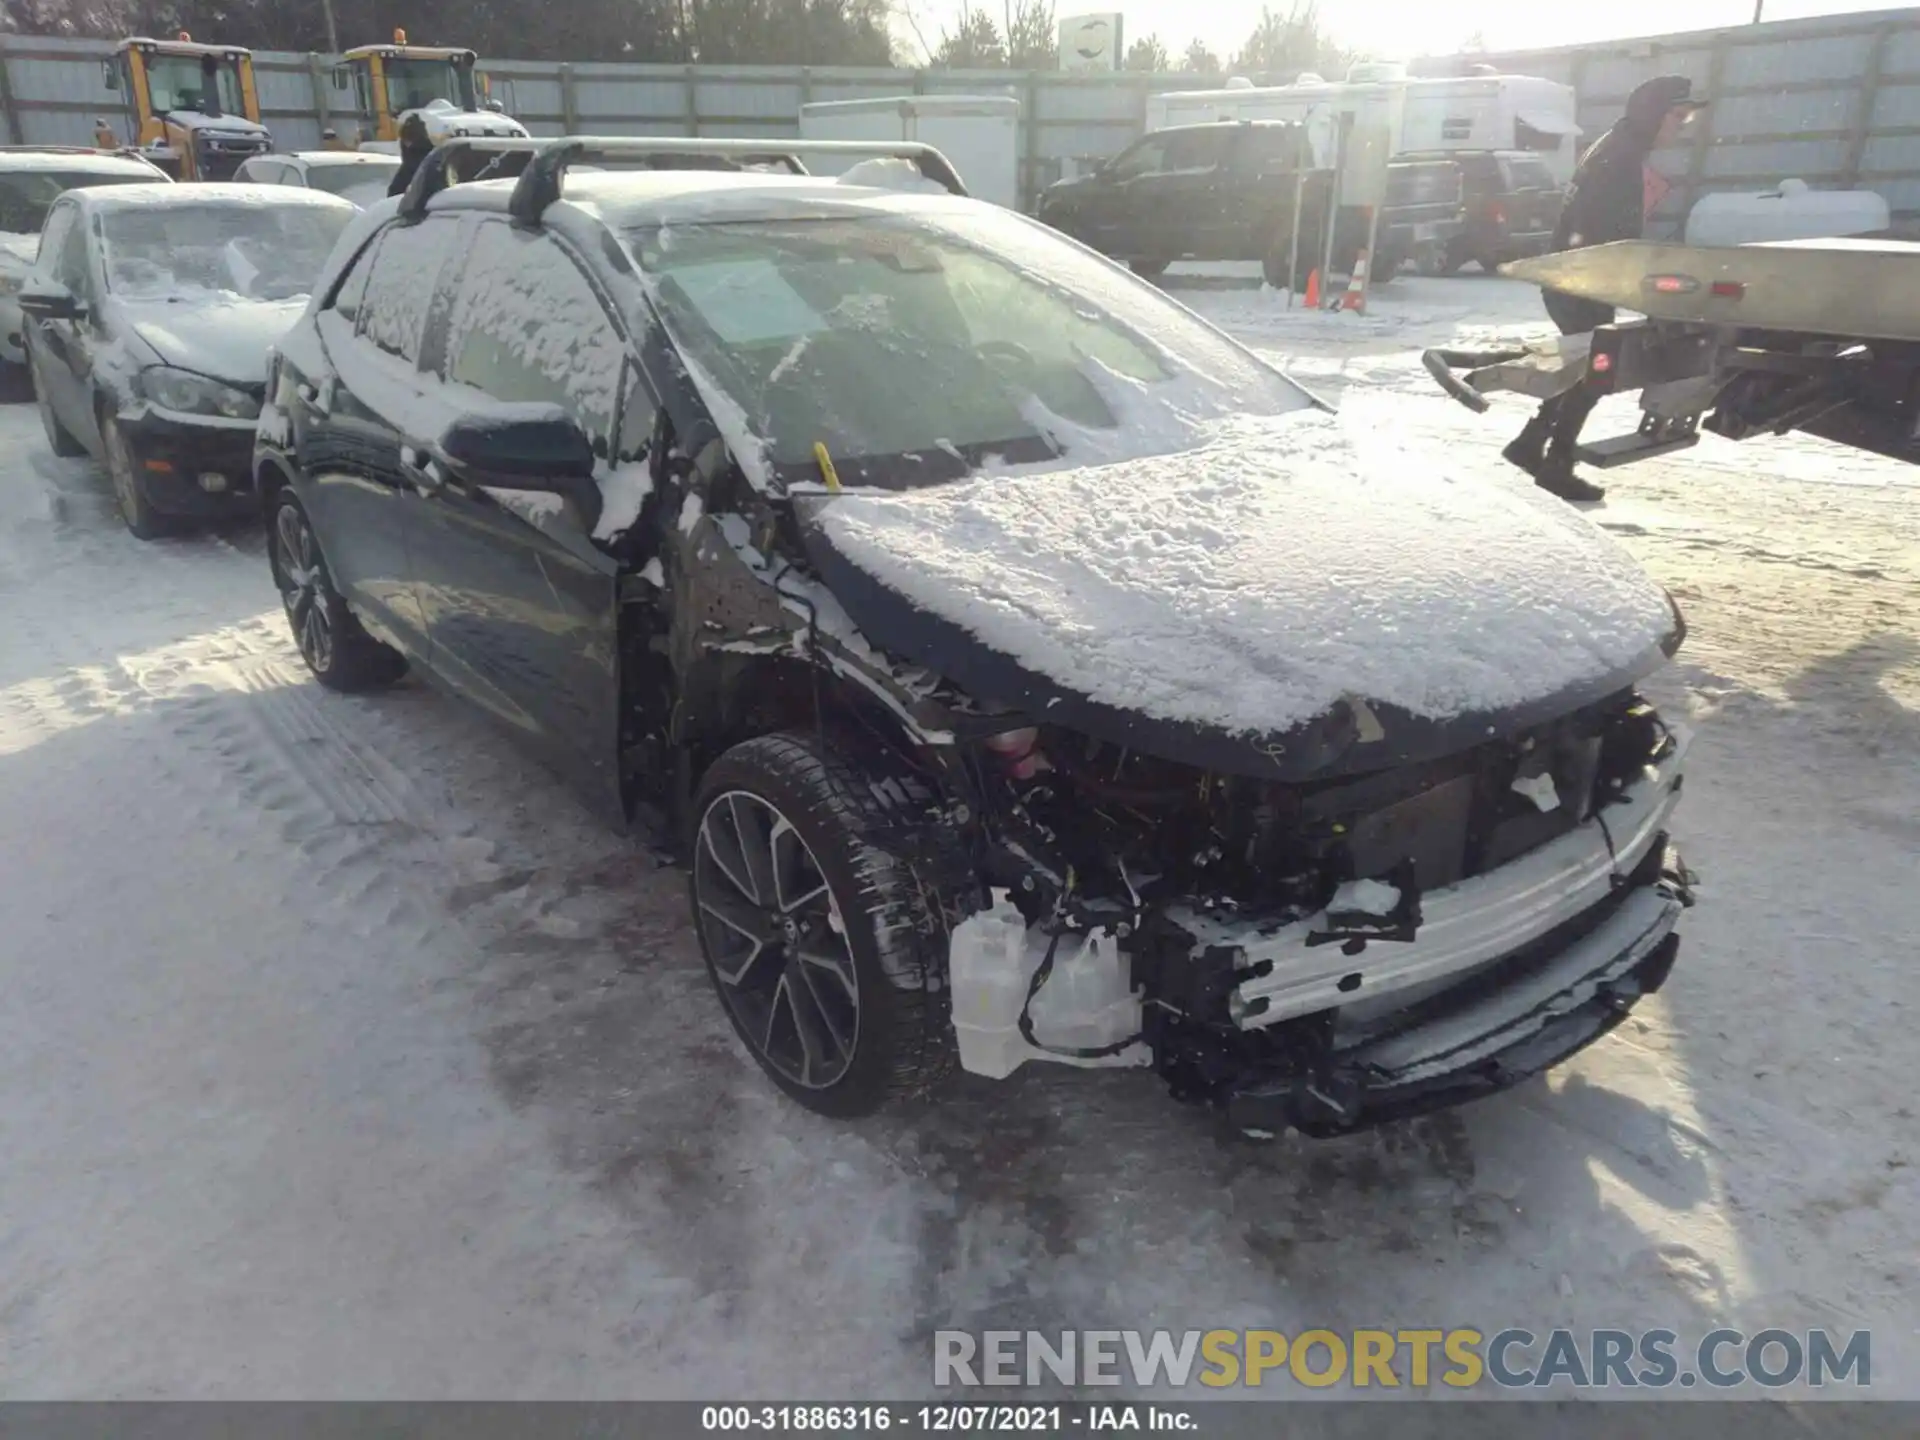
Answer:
[140, 365, 260, 420]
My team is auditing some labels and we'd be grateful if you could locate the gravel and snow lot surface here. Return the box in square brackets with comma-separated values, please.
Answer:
[2, 273, 1916, 1400]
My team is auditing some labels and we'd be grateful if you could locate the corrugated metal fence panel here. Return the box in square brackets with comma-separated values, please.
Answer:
[695, 76, 803, 123]
[1722, 31, 1878, 87]
[491, 75, 565, 124]
[254, 59, 320, 118]
[1873, 83, 1920, 128]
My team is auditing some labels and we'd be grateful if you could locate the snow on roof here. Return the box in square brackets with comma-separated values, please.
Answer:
[286, 152, 401, 166]
[553, 169, 965, 229]
[814, 409, 1676, 737]
[835, 157, 954, 195]
[0, 151, 163, 177]
[75, 183, 355, 213]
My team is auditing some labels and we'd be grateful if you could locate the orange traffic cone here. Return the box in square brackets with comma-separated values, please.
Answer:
[1338, 251, 1370, 312]
[1302, 268, 1321, 308]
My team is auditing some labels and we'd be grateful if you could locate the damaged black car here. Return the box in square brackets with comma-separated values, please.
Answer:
[257, 137, 1695, 1136]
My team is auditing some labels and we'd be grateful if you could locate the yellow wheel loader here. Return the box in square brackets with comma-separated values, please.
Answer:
[330, 31, 528, 152]
[98, 34, 273, 180]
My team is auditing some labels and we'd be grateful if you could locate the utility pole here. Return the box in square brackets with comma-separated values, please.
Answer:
[1752, 0, 1764, 21]
[318, 0, 338, 54]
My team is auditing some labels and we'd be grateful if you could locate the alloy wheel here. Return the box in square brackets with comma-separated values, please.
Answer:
[274, 503, 335, 674]
[694, 791, 860, 1090]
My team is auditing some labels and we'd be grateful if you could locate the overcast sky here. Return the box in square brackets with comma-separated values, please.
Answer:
[895, 0, 1901, 64]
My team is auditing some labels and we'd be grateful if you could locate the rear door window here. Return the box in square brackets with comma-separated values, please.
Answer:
[440, 220, 625, 454]
[357, 216, 460, 363]
[1108, 136, 1170, 180]
[1162, 129, 1229, 173]
[1230, 126, 1301, 173]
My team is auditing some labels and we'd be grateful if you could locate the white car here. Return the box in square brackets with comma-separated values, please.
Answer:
[233, 151, 402, 210]
[0, 147, 169, 366]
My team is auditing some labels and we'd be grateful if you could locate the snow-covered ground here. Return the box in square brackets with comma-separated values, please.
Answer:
[2, 271, 1916, 1400]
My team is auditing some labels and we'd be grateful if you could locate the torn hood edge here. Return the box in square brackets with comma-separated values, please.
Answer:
[795, 500, 1681, 784]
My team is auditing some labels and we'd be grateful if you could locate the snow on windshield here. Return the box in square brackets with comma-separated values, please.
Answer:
[626, 205, 1311, 490]
[101, 201, 352, 304]
[815, 408, 1678, 735]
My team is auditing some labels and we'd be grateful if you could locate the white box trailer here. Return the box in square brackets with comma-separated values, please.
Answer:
[1146, 73, 1581, 183]
[798, 95, 1021, 208]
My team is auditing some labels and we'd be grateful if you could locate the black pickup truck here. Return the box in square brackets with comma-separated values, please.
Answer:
[1035, 120, 1464, 287]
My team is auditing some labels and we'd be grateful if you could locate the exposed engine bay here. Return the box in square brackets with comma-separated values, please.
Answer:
[939, 686, 1693, 1135]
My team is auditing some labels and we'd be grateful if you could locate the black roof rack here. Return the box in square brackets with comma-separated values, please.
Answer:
[395, 135, 810, 220]
[399, 134, 969, 225]
[505, 135, 969, 223]
[396, 136, 543, 219]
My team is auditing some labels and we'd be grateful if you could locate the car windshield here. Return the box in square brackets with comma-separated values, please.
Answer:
[0, 172, 147, 234]
[145, 53, 244, 117]
[628, 207, 1311, 486]
[384, 57, 474, 114]
[300, 158, 400, 197]
[99, 201, 352, 303]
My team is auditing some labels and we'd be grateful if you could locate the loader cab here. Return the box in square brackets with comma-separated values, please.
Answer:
[101, 36, 270, 181]
[333, 32, 495, 146]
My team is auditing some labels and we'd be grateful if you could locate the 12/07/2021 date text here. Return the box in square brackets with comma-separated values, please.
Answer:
[700, 1405, 1199, 1432]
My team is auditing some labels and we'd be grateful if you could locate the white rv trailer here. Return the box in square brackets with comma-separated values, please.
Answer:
[1146, 72, 1582, 183]
[798, 94, 1021, 208]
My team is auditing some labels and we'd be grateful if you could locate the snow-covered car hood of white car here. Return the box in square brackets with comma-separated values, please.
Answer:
[123, 296, 308, 386]
[805, 408, 1678, 767]
[162, 109, 271, 140]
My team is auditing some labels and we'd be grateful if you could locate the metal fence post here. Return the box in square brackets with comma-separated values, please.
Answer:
[560, 63, 580, 133]
[0, 40, 24, 146]
[1843, 21, 1893, 186]
[306, 52, 331, 133]
[684, 64, 700, 136]
[1023, 70, 1040, 212]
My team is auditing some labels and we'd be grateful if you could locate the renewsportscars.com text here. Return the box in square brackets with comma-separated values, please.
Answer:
[934, 1328, 1872, 1391]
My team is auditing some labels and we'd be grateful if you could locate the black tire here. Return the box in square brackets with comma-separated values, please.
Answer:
[1370, 252, 1402, 285]
[268, 487, 407, 692]
[100, 409, 167, 540]
[31, 353, 83, 458]
[1128, 258, 1169, 280]
[691, 732, 956, 1117]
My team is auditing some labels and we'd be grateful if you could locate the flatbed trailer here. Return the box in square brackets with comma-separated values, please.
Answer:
[1423, 237, 1920, 469]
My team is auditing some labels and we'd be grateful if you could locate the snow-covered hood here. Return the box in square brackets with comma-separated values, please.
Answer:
[409, 103, 529, 143]
[163, 109, 271, 141]
[803, 410, 1681, 780]
[123, 297, 307, 386]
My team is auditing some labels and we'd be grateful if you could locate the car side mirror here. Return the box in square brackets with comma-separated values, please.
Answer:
[434, 408, 602, 531]
[19, 280, 83, 321]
